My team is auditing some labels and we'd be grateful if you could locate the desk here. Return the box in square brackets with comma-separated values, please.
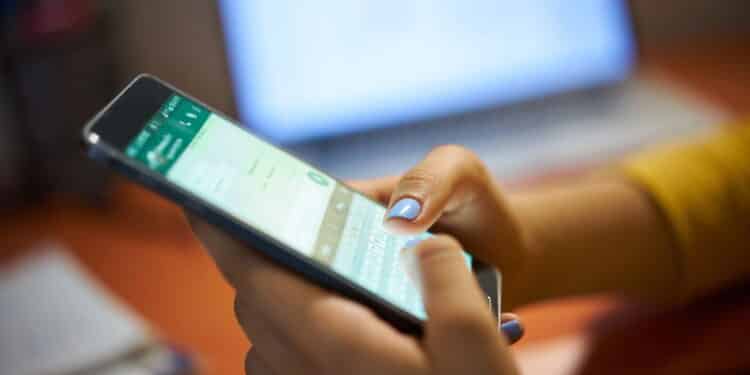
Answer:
[0, 189, 247, 375]
[1, 38, 747, 375]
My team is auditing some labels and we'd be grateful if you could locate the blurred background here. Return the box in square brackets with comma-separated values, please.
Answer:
[0, 0, 748, 374]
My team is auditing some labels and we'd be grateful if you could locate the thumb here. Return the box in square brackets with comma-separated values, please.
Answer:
[401, 236, 526, 345]
[408, 235, 494, 329]
[407, 235, 512, 373]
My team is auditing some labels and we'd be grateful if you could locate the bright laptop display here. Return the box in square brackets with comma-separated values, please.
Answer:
[219, 0, 635, 142]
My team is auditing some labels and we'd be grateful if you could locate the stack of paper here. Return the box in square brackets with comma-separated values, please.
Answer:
[0, 244, 195, 375]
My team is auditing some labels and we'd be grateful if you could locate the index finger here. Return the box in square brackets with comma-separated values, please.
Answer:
[347, 176, 399, 204]
[383, 145, 492, 234]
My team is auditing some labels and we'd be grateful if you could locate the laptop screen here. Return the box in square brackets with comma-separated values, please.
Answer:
[219, 1, 635, 143]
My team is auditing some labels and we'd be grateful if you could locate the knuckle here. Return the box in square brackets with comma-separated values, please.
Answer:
[233, 295, 247, 317]
[400, 167, 439, 193]
[432, 145, 491, 182]
[433, 144, 480, 165]
[244, 350, 268, 375]
[233, 295, 243, 316]
[233, 296, 254, 334]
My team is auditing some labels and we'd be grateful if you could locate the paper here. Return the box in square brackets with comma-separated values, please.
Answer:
[0, 245, 151, 375]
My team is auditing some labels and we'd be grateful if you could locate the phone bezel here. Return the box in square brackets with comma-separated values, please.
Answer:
[82, 74, 500, 336]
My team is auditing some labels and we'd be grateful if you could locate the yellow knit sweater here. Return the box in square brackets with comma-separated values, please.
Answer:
[625, 123, 750, 301]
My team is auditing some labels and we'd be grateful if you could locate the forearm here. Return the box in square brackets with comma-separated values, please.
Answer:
[506, 177, 680, 309]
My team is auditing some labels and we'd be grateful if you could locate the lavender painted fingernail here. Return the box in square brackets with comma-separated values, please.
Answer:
[387, 198, 421, 221]
[501, 320, 524, 344]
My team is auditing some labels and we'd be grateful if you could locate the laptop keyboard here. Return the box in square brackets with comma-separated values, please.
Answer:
[294, 78, 724, 181]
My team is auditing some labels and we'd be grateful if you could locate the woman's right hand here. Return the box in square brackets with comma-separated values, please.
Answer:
[350, 145, 533, 310]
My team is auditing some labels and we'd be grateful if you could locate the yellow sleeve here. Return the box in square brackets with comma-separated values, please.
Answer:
[623, 123, 750, 301]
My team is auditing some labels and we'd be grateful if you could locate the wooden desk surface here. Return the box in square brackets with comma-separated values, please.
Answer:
[0, 188, 247, 375]
[1, 38, 747, 375]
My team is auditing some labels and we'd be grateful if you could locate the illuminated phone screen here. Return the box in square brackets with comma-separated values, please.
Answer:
[123, 94, 471, 319]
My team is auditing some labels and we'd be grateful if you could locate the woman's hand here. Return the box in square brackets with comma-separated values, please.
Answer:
[355, 144, 684, 307]
[191, 217, 520, 375]
[350, 145, 532, 309]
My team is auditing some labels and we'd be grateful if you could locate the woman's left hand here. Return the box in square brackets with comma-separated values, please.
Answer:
[191, 217, 521, 375]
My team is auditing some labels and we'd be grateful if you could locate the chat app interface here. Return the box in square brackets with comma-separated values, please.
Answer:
[124, 94, 472, 319]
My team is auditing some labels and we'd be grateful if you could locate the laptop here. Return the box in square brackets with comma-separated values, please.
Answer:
[218, 0, 724, 180]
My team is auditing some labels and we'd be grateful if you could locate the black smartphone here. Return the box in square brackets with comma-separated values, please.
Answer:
[82, 75, 500, 336]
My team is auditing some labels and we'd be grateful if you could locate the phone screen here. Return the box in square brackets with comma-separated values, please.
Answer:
[122, 93, 472, 319]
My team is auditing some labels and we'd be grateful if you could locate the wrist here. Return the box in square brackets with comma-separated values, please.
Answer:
[498, 193, 543, 310]
[505, 178, 681, 307]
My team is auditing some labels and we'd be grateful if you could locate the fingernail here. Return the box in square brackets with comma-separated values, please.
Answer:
[387, 198, 422, 221]
[400, 238, 424, 290]
[501, 319, 524, 344]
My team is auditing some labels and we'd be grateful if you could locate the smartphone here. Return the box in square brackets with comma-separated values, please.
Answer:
[82, 75, 500, 336]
